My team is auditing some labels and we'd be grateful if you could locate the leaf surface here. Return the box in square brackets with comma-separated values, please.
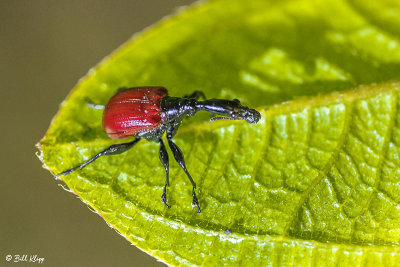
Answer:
[38, 0, 400, 265]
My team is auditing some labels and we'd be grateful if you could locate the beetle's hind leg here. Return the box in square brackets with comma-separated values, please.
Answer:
[116, 87, 128, 94]
[85, 97, 105, 110]
[158, 139, 170, 208]
[85, 87, 129, 110]
[55, 138, 141, 179]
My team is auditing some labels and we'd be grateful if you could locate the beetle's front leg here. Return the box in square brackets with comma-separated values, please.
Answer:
[166, 127, 201, 213]
[183, 90, 206, 101]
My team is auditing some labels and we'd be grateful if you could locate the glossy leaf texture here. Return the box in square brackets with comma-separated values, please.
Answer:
[38, 0, 400, 266]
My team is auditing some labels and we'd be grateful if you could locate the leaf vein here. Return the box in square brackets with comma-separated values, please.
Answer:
[282, 102, 354, 236]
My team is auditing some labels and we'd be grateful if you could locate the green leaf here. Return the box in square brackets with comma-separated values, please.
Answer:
[38, 0, 400, 265]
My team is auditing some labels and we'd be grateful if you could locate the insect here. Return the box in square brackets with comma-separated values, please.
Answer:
[56, 87, 261, 212]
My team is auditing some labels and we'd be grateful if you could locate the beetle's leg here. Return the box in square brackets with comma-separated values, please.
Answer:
[183, 91, 206, 100]
[167, 139, 201, 213]
[55, 138, 141, 179]
[159, 139, 170, 208]
[116, 87, 128, 94]
[85, 97, 105, 110]
[84, 87, 128, 110]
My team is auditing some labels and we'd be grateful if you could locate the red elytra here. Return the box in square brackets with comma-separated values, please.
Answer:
[103, 87, 168, 139]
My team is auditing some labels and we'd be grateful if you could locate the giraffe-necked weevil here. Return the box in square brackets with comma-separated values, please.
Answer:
[56, 87, 261, 212]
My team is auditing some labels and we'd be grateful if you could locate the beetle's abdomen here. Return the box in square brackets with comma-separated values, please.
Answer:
[103, 87, 168, 139]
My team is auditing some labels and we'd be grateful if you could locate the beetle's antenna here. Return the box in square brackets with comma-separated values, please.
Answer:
[210, 116, 239, 122]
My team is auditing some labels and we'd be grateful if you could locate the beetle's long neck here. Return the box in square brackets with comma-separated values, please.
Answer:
[195, 99, 235, 116]
[162, 97, 238, 122]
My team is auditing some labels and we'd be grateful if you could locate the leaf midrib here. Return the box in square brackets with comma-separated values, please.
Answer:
[41, 81, 399, 149]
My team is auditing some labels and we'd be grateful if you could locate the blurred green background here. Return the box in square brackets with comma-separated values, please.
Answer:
[0, 1, 195, 266]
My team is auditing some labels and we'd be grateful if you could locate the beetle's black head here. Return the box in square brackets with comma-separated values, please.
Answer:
[239, 105, 261, 123]
[225, 99, 261, 123]
[201, 99, 261, 124]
